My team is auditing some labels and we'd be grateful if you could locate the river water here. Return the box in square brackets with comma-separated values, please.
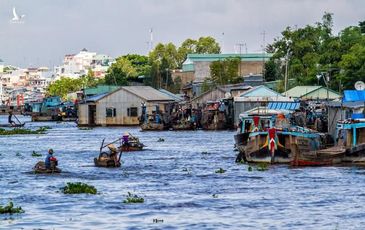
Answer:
[0, 115, 365, 229]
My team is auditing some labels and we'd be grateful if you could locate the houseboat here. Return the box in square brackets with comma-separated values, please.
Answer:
[291, 119, 365, 166]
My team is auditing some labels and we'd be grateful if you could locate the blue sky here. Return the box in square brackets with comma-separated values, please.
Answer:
[0, 0, 364, 67]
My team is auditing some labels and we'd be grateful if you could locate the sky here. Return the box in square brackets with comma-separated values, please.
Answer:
[0, 0, 364, 68]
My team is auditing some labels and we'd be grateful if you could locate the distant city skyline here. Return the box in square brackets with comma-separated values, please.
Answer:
[0, 0, 364, 67]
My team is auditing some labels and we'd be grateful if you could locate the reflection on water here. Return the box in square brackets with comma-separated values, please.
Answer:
[0, 115, 364, 229]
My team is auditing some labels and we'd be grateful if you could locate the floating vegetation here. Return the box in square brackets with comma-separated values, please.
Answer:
[15, 152, 22, 157]
[153, 219, 164, 223]
[31, 151, 42, 157]
[215, 168, 226, 174]
[237, 159, 246, 164]
[62, 182, 97, 195]
[0, 201, 24, 215]
[212, 194, 218, 198]
[257, 162, 269, 171]
[157, 138, 165, 142]
[0, 127, 47, 135]
[39, 126, 52, 130]
[123, 192, 144, 204]
[201, 151, 210, 155]
[247, 163, 269, 172]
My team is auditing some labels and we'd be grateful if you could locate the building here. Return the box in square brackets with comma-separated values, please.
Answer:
[78, 86, 177, 126]
[0, 66, 52, 105]
[233, 85, 293, 124]
[180, 53, 273, 83]
[284, 86, 341, 100]
[54, 49, 114, 80]
[190, 84, 252, 108]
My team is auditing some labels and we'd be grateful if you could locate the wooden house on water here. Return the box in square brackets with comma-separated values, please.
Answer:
[78, 86, 176, 126]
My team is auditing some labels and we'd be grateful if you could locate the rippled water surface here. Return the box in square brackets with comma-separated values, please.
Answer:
[1, 115, 365, 229]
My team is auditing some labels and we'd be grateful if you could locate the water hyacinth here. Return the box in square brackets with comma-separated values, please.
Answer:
[31, 151, 42, 157]
[0, 201, 24, 214]
[0, 127, 47, 135]
[123, 192, 144, 204]
[62, 182, 97, 195]
[215, 168, 226, 174]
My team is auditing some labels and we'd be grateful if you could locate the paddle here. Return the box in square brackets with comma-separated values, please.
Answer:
[13, 114, 23, 125]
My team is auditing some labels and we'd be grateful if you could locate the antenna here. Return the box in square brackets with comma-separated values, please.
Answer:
[150, 28, 153, 51]
[261, 30, 266, 79]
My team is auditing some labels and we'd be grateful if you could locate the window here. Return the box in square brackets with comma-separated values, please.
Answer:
[106, 107, 117, 117]
[127, 107, 138, 117]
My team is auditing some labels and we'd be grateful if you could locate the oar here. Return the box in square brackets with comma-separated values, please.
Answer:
[13, 114, 22, 125]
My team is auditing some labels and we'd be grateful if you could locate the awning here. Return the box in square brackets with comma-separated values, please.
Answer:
[268, 102, 300, 111]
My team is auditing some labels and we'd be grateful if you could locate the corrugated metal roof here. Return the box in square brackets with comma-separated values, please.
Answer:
[158, 89, 183, 102]
[185, 53, 273, 62]
[328, 101, 365, 108]
[122, 86, 175, 101]
[343, 90, 365, 102]
[86, 93, 109, 102]
[268, 102, 300, 110]
[284, 86, 322, 98]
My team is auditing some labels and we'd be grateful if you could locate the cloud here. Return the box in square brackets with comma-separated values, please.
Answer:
[0, 0, 364, 67]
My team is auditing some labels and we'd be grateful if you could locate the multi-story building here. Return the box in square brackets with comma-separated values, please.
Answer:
[54, 48, 114, 80]
[0, 66, 52, 105]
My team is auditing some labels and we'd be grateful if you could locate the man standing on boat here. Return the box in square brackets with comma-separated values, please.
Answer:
[8, 111, 16, 126]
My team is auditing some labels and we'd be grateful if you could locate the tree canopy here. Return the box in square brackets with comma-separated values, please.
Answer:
[266, 12, 365, 91]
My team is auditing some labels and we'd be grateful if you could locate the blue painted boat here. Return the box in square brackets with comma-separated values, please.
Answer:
[234, 107, 323, 164]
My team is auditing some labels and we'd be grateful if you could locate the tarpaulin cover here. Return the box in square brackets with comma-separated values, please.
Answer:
[343, 90, 365, 102]
[268, 102, 300, 111]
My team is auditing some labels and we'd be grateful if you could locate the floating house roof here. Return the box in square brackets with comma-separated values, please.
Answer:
[85, 86, 176, 103]
[284, 86, 341, 100]
[234, 85, 293, 102]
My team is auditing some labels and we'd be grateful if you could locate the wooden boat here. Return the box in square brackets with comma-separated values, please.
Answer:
[291, 144, 345, 166]
[94, 154, 121, 167]
[235, 108, 324, 164]
[0, 123, 25, 128]
[141, 122, 164, 131]
[120, 141, 145, 152]
[94, 141, 121, 167]
[172, 122, 194, 131]
[33, 161, 61, 174]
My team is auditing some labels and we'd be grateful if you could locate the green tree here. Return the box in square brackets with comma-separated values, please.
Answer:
[177, 36, 221, 67]
[210, 57, 241, 85]
[264, 59, 281, 81]
[47, 77, 84, 99]
[339, 39, 365, 89]
[104, 57, 137, 85]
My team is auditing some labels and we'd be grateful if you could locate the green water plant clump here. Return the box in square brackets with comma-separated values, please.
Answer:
[215, 168, 226, 174]
[123, 192, 144, 204]
[31, 151, 42, 157]
[0, 201, 24, 214]
[62, 182, 97, 195]
[0, 127, 47, 135]
[256, 162, 269, 171]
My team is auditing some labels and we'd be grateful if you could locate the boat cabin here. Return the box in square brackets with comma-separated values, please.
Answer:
[336, 120, 365, 148]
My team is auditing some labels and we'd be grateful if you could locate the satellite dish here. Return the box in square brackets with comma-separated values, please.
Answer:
[225, 92, 232, 98]
[355, 81, 365, 90]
